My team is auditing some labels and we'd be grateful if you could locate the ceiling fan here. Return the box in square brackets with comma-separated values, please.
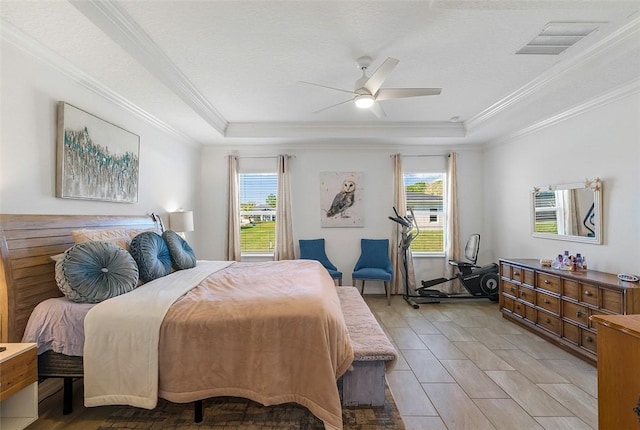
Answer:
[299, 56, 441, 118]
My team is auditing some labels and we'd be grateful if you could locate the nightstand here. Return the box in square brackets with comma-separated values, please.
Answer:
[0, 343, 38, 430]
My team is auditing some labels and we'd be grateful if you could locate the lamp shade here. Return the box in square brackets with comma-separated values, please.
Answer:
[169, 211, 194, 233]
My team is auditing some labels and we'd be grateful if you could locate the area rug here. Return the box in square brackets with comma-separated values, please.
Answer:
[97, 386, 404, 429]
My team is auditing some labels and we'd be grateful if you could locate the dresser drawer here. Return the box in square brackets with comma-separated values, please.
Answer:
[524, 305, 537, 323]
[562, 321, 597, 353]
[563, 300, 589, 326]
[0, 347, 37, 401]
[563, 279, 579, 300]
[562, 321, 580, 345]
[601, 288, 623, 313]
[502, 295, 515, 312]
[522, 268, 535, 287]
[517, 285, 536, 305]
[581, 330, 597, 354]
[579, 283, 598, 307]
[537, 291, 560, 315]
[502, 280, 518, 298]
[500, 262, 512, 279]
[511, 266, 523, 283]
[536, 272, 561, 294]
[513, 301, 526, 318]
[537, 311, 561, 335]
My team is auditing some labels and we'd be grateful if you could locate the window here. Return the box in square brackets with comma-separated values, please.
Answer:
[239, 173, 277, 255]
[404, 172, 446, 253]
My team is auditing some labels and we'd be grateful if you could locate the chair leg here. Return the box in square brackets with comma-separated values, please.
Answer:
[360, 280, 365, 295]
[339, 278, 342, 286]
[384, 281, 390, 306]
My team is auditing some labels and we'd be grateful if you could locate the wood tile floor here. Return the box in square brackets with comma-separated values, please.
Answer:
[365, 295, 598, 430]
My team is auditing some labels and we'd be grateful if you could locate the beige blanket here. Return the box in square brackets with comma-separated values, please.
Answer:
[157, 260, 353, 430]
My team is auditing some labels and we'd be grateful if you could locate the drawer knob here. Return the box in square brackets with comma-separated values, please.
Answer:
[546, 318, 551, 324]
[543, 299, 550, 304]
[544, 280, 550, 284]
[584, 290, 593, 296]
[514, 272, 520, 277]
[633, 396, 640, 422]
[576, 311, 583, 317]
[585, 336, 593, 343]
[510, 286, 515, 292]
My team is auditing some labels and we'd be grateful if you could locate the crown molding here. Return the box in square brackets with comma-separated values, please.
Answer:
[202, 141, 481, 153]
[69, 0, 227, 136]
[0, 20, 201, 148]
[487, 78, 640, 148]
[466, 14, 640, 131]
[225, 121, 466, 138]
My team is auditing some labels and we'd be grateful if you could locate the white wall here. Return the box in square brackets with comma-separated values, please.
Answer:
[483, 92, 640, 275]
[0, 41, 202, 249]
[199, 144, 485, 291]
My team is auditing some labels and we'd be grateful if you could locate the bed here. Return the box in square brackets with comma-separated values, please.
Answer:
[0, 214, 354, 430]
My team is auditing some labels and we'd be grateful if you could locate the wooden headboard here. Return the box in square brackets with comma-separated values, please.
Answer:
[0, 214, 161, 343]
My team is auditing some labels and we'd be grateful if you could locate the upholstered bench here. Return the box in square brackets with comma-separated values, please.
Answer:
[336, 287, 397, 406]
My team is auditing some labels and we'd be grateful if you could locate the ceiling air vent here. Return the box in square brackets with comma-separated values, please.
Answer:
[516, 22, 605, 55]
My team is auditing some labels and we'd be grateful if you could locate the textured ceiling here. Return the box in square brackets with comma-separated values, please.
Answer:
[1, 1, 639, 146]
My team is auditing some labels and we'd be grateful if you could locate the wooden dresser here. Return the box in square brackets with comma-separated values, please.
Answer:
[591, 314, 640, 429]
[499, 258, 640, 364]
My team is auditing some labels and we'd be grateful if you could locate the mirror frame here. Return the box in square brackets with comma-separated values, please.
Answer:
[531, 178, 602, 244]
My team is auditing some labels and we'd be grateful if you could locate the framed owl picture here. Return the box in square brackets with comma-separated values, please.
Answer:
[320, 171, 364, 227]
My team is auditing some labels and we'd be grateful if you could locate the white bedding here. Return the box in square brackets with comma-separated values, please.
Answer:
[83, 260, 232, 409]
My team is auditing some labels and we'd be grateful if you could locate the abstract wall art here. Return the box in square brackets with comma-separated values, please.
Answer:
[56, 102, 140, 203]
[320, 171, 364, 227]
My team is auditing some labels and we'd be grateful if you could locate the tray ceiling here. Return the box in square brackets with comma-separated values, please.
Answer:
[1, 1, 639, 146]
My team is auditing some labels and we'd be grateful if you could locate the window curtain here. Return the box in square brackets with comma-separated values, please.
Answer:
[391, 154, 416, 295]
[226, 155, 241, 262]
[274, 154, 294, 260]
[443, 152, 461, 293]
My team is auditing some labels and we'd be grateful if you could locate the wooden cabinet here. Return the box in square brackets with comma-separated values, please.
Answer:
[591, 314, 640, 429]
[0, 343, 38, 430]
[499, 258, 640, 364]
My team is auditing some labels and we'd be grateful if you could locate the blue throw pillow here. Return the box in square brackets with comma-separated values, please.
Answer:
[162, 230, 196, 270]
[129, 231, 172, 282]
[55, 241, 139, 303]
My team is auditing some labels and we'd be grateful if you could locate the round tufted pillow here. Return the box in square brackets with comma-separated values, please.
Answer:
[129, 231, 172, 282]
[55, 241, 139, 303]
[162, 230, 196, 270]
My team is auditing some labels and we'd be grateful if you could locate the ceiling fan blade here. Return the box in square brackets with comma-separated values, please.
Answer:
[363, 57, 399, 95]
[312, 97, 356, 114]
[297, 81, 355, 95]
[376, 88, 442, 100]
[369, 101, 386, 119]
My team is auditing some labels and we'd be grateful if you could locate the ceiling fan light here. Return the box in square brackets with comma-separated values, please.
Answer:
[355, 94, 375, 109]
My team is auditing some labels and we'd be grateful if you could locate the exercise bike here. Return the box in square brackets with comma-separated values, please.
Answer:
[389, 207, 499, 308]
[418, 233, 499, 303]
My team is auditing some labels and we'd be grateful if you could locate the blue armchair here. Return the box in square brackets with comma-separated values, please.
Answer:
[352, 239, 393, 305]
[299, 239, 342, 286]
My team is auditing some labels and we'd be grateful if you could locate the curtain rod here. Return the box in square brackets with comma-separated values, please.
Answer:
[391, 154, 450, 158]
[231, 155, 295, 159]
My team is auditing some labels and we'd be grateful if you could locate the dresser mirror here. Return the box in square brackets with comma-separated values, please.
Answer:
[531, 178, 602, 244]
